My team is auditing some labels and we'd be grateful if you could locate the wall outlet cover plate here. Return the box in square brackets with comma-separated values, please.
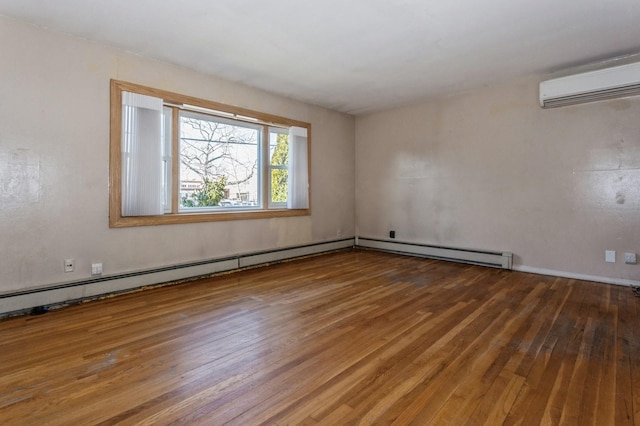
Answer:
[91, 263, 103, 275]
[605, 250, 616, 263]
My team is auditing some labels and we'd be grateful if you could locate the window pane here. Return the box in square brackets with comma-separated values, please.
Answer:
[179, 111, 260, 210]
[269, 131, 288, 166]
[269, 129, 288, 205]
[271, 168, 288, 203]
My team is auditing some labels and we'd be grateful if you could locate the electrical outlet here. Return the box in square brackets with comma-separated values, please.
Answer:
[624, 252, 637, 264]
[389, 230, 396, 239]
[91, 263, 103, 276]
[64, 259, 74, 272]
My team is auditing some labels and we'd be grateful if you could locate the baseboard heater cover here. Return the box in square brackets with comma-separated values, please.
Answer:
[356, 238, 512, 269]
[0, 238, 355, 317]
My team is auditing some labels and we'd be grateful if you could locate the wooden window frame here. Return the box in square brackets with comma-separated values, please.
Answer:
[109, 80, 311, 228]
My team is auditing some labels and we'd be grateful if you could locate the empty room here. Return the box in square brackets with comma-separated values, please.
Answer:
[0, 1, 639, 424]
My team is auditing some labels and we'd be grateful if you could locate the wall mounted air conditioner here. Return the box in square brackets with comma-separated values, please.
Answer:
[539, 61, 640, 108]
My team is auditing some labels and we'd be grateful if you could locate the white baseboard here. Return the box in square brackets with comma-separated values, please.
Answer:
[0, 238, 355, 317]
[356, 237, 512, 269]
[5, 237, 634, 318]
[513, 265, 640, 287]
[239, 240, 355, 268]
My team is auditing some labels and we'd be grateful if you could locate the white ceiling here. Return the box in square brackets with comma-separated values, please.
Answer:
[1, 0, 640, 115]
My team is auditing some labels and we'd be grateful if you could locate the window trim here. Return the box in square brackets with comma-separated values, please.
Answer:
[110, 80, 311, 228]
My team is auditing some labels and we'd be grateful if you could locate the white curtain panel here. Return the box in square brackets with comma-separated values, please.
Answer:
[121, 92, 164, 216]
[287, 126, 309, 209]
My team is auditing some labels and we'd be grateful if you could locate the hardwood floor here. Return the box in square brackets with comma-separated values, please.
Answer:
[0, 249, 638, 425]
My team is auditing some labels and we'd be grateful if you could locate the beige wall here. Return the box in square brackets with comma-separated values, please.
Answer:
[0, 16, 356, 293]
[356, 77, 640, 283]
[1, 15, 638, 296]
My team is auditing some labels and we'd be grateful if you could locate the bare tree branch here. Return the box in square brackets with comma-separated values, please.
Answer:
[179, 116, 258, 195]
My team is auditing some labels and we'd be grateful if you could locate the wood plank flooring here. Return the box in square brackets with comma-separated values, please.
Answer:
[0, 249, 638, 425]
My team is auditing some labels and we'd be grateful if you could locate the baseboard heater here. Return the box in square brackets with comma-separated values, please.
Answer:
[356, 237, 512, 270]
[0, 238, 355, 318]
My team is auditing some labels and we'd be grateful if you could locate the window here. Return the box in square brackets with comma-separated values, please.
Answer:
[110, 80, 311, 227]
[269, 128, 289, 208]
[179, 111, 261, 211]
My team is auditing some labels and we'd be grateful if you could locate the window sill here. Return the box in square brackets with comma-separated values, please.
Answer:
[109, 208, 310, 228]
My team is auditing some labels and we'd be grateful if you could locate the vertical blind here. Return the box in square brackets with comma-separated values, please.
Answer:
[121, 92, 164, 216]
[288, 126, 309, 209]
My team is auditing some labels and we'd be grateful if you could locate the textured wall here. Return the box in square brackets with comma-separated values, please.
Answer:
[0, 16, 356, 293]
[356, 77, 640, 282]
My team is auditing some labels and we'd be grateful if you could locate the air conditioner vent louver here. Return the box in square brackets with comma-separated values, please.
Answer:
[540, 61, 640, 108]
